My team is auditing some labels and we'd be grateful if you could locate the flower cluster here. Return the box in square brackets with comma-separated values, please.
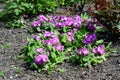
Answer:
[32, 15, 48, 27]
[54, 43, 64, 52]
[50, 15, 82, 28]
[43, 32, 64, 52]
[35, 31, 64, 52]
[85, 18, 97, 32]
[32, 15, 82, 29]
[34, 54, 49, 65]
[67, 30, 74, 42]
[43, 31, 54, 38]
[42, 32, 59, 45]
[23, 14, 110, 71]
[78, 47, 89, 56]
[83, 33, 96, 44]
[36, 48, 44, 53]
[35, 35, 41, 41]
[78, 45, 105, 56]
[92, 45, 105, 55]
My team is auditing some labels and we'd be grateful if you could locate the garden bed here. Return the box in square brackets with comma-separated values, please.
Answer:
[0, 1, 120, 80]
[0, 22, 120, 80]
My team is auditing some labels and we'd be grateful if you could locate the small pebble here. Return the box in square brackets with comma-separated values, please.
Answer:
[10, 76, 13, 79]
[15, 74, 18, 77]
[88, 64, 92, 69]
[82, 71, 87, 75]
[3, 76, 6, 79]
[117, 59, 120, 64]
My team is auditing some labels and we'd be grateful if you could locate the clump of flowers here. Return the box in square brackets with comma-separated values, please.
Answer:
[54, 43, 64, 52]
[83, 33, 97, 44]
[49, 15, 82, 28]
[92, 45, 105, 55]
[23, 31, 65, 72]
[22, 14, 112, 72]
[34, 54, 49, 65]
[67, 30, 74, 42]
[32, 15, 48, 27]
[36, 48, 44, 53]
[35, 35, 41, 41]
[78, 47, 89, 56]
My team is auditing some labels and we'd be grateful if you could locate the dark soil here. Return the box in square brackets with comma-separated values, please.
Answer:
[0, 22, 120, 80]
[0, 3, 120, 80]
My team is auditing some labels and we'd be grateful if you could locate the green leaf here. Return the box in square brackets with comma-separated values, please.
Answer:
[98, 10, 106, 16]
[48, 45, 52, 51]
[70, 56, 76, 63]
[61, 33, 68, 43]
[96, 40, 104, 45]
[83, 63, 89, 67]
[51, 52, 56, 58]
[24, 57, 31, 62]
[36, 27, 41, 32]
[63, 27, 67, 33]
[116, 23, 120, 29]
[101, 55, 106, 61]
[97, 60, 103, 63]
[44, 64, 49, 70]
[31, 63, 38, 69]
[28, 52, 34, 58]
[14, 9, 21, 15]
[66, 47, 72, 52]
[87, 44, 92, 51]
[91, 58, 97, 63]
[83, 56, 90, 62]
[105, 42, 112, 49]
[81, 13, 88, 20]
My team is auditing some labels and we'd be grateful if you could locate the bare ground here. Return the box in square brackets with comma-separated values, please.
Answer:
[0, 22, 120, 80]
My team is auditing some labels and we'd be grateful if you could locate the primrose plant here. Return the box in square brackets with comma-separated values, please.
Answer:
[23, 31, 65, 72]
[22, 14, 112, 72]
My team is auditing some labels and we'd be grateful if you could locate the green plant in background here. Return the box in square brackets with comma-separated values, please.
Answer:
[0, 0, 4, 3]
[5, 0, 58, 17]
[0, 0, 58, 28]
[7, 16, 27, 28]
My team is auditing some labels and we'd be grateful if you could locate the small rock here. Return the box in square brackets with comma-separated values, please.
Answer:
[3, 76, 6, 79]
[117, 59, 120, 64]
[10, 76, 13, 79]
[15, 74, 18, 77]
[88, 64, 92, 69]
[82, 71, 87, 75]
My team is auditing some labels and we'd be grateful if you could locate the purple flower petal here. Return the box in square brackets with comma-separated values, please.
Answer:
[83, 33, 96, 44]
[36, 48, 44, 53]
[78, 47, 89, 56]
[92, 48, 97, 54]
[54, 44, 64, 52]
[92, 45, 105, 55]
[35, 35, 40, 41]
[97, 45, 105, 55]
[34, 54, 49, 65]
